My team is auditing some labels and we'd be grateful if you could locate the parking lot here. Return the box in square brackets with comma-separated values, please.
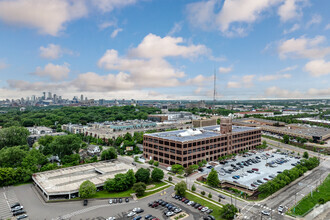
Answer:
[0, 187, 24, 220]
[202, 151, 301, 190]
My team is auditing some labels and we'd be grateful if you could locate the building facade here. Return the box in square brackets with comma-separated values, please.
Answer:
[143, 118, 261, 167]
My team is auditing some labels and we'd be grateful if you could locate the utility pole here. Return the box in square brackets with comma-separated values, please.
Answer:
[213, 67, 216, 109]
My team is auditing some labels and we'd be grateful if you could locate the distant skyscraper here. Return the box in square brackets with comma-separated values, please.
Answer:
[43, 92, 46, 100]
[48, 92, 52, 99]
[81, 94, 83, 101]
[53, 94, 57, 101]
[31, 95, 36, 102]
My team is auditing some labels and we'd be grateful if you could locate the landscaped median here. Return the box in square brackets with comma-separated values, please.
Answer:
[287, 174, 330, 217]
[137, 184, 171, 198]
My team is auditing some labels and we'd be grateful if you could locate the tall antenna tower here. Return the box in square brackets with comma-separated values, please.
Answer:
[213, 67, 216, 109]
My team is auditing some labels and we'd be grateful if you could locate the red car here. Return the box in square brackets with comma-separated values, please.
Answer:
[198, 206, 204, 210]
[181, 198, 186, 202]
[152, 218, 159, 220]
[263, 178, 269, 181]
[152, 203, 158, 208]
[251, 184, 256, 187]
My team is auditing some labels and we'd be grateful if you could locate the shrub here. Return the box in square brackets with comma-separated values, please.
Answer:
[201, 191, 205, 196]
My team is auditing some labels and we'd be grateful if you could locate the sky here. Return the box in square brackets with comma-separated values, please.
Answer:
[0, 0, 330, 100]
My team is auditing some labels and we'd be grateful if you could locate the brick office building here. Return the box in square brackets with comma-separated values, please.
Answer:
[143, 117, 261, 167]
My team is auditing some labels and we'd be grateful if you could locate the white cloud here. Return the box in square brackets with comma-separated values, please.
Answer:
[0, 60, 7, 70]
[33, 63, 70, 81]
[264, 86, 330, 98]
[110, 28, 123, 38]
[283, 23, 300, 34]
[278, 0, 304, 22]
[307, 88, 330, 97]
[185, 75, 213, 86]
[306, 14, 322, 28]
[219, 66, 232, 74]
[129, 33, 209, 59]
[258, 73, 291, 81]
[278, 35, 330, 59]
[325, 24, 330, 30]
[39, 44, 73, 59]
[99, 20, 117, 30]
[0, 0, 87, 36]
[278, 65, 298, 72]
[168, 21, 183, 36]
[227, 74, 255, 88]
[304, 59, 330, 77]
[92, 0, 138, 13]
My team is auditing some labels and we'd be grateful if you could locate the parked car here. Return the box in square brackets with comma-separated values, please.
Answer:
[11, 203, 20, 209]
[278, 205, 284, 213]
[174, 208, 182, 213]
[106, 217, 116, 220]
[119, 198, 122, 203]
[166, 211, 174, 217]
[206, 209, 213, 214]
[152, 202, 158, 208]
[127, 211, 136, 217]
[11, 206, 23, 212]
[125, 198, 129, 203]
[133, 216, 142, 220]
[144, 214, 152, 219]
[218, 195, 225, 199]
[13, 210, 26, 216]
[16, 214, 28, 220]
[261, 210, 270, 216]
[201, 207, 209, 212]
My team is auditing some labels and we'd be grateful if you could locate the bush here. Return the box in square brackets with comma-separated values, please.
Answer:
[208, 193, 212, 198]
[154, 161, 159, 167]
[151, 168, 164, 182]
[191, 184, 196, 192]
[148, 159, 154, 165]
[319, 198, 325, 204]
[133, 182, 147, 196]
[168, 176, 172, 182]
[79, 180, 96, 198]
[201, 191, 206, 196]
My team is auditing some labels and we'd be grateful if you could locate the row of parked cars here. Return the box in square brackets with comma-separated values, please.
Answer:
[172, 194, 215, 220]
[149, 199, 181, 217]
[11, 202, 28, 219]
[250, 174, 277, 188]
[108, 198, 130, 204]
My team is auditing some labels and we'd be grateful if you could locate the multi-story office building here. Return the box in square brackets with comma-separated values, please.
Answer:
[143, 117, 261, 167]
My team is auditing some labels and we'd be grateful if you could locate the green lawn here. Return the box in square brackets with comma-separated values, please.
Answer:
[184, 191, 224, 220]
[93, 188, 135, 198]
[147, 181, 167, 190]
[138, 185, 171, 198]
[289, 174, 330, 216]
[177, 175, 185, 179]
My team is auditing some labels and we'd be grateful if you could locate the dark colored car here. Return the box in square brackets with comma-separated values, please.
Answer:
[136, 209, 144, 214]
[208, 215, 216, 220]
[144, 214, 152, 219]
[218, 194, 225, 199]
[16, 214, 28, 220]
[152, 203, 158, 208]
[13, 210, 26, 216]
[11, 203, 20, 209]
[113, 198, 117, 203]
[206, 209, 213, 214]
[125, 198, 129, 203]
[83, 199, 88, 206]
[119, 198, 122, 203]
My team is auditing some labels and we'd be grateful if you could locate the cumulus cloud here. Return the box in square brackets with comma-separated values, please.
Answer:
[325, 24, 330, 30]
[110, 28, 123, 38]
[39, 44, 74, 59]
[219, 66, 232, 73]
[186, 0, 308, 36]
[185, 75, 213, 86]
[33, 63, 70, 81]
[0, 0, 87, 36]
[168, 21, 183, 36]
[306, 14, 322, 28]
[304, 59, 330, 77]
[278, 65, 298, 72]
[92, 0, 138, 13]
[278, 35, 330, 59]
[258, 73, 291, 81]
[283, 23, 300, 34]
[227, 75, 255, 88]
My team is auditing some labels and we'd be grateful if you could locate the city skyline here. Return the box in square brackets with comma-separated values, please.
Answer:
[0, 0, 330, 100]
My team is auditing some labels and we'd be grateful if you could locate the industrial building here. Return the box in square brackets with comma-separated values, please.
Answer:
[32, 161, 136, 201]
[143, 118, 261, 167]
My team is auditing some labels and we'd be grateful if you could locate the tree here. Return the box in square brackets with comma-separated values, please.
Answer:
[207, 168, 220, 187]
[168, 176, 172, 182]
[151, 168, 164, 182]
[283, 135, 290, 144]
[221, 204, 238, 220]
[153, 161, 159, 167]
[191, 184, 196, 192]
[124, 132, 133, 142]
[101, 147, 117, 160]
[0, 146, 27, 168]
[174, 181, 187, 196]
[126, 169, 136, 186]
[148, 159, 154, 165]
[79, 180, 96, 198]
[104, 170, 134, 192]
[0, 126, 30, 149]
[134, 156, 139, 162]
[198, 161, 203, 167]
[133, 182, 147, 196]
[135, 168, 150, 183]
[38, 135, 54, 147]
[171, 164, 184, 174]
[201, 191, 206, 196]
[185, 164, 198, 176]
[208, 193, 212, 198]
[303, 151, 309, 159]
[49, 135, 82, 158]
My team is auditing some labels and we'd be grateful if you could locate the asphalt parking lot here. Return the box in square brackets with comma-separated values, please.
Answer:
[0, 187, 23, 220]
[202, 151, 301, 190]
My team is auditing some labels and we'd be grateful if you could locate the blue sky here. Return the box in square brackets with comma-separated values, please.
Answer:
[0, 0, 329, 100]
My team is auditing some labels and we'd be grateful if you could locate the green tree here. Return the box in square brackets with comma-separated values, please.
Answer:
[208, 193, 212, 198]
[0, 146, 27, 168]
[174, 181, 187, 196]
[0, 126, 29, 149]
[148, 159, 154, 165]
[171, 164, 184, 174]
[151, 168, 164, 182]
[153, 161, 159, 167]
[191, 184, 196, 192]
[21, 148, 47, 172]
[207, 168, 220, 187]
[221, 204, 238, 220]
[168, 176, 172, 182]
[201, 191, 206, 196]
[101, 147, 117, 160]
[126, 169, 136, 186]
[134, 156, 139, 162]
[79, 180, 96, 198]
[133, 182, 147, 196]
[198, 161, 203, 167]
[49, 135, 82, 158]
[283, 135, 290, 144]
[303, 151, 309, 159]
[124, 132, 133, 141]
[135, 168, 150, 183]
[38, 135, 54, 147]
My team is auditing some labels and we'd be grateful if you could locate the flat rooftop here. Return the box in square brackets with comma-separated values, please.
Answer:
[33, 161, 136, 195]
[145, 125, 259, 142]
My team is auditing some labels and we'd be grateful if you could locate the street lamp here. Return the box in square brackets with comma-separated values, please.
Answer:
[298, 182, 314, 197]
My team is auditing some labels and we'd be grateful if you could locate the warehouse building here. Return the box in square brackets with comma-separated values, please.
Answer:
[32, 161, 136, 201]
[143, 117, 261, 167]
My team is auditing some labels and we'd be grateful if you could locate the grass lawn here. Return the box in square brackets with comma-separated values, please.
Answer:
[184, 191, 224, 220]
[138, 185, 171, 199]
[147, 181, 167, 190]
[93, 188, 135, 198]
[289, 174, 330, 216]
[177, 175, 185, 179]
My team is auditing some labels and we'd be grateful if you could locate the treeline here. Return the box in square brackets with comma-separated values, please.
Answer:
[0, 106, 160, 128]
[169, 107, 236, 116]
[258, 157, 320, 199]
